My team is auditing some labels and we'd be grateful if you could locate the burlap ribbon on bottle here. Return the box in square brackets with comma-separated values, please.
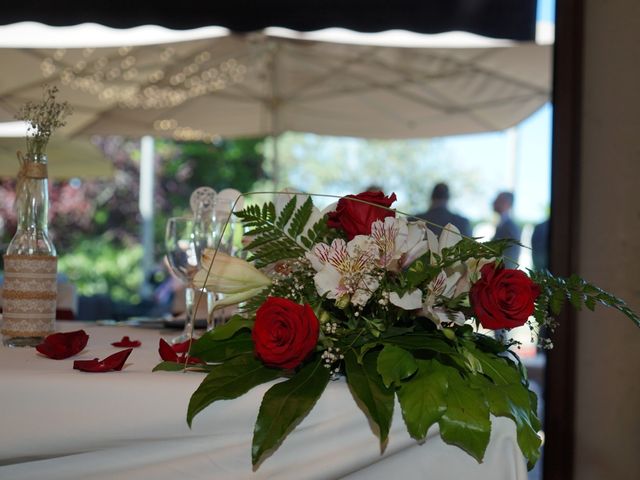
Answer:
[2, 254, 57, 338]
[15, 151, 48, 200]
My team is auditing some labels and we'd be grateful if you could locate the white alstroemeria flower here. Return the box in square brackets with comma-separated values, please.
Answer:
[371, 216, 404, 269]
[193, 249, 271, 308]
[370, 217, 429, 271]
[389, 289, 423, 310]
[426, 223, 463, 264]
[452, 256, 496, 297]
[400, 221, 430, 268]
[305, 236, 380, 307]
[421, 270, 466, 328]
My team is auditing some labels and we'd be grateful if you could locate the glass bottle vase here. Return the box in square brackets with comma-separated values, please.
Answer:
[2, 153, 57, 347]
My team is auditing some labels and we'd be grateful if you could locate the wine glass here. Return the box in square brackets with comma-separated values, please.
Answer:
[204, 195, 239, 331]
[165, 216, 208, 344]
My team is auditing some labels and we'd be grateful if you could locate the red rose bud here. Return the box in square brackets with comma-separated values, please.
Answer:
[470, 263, 541, 330]
[73, 348, 133, 372]
[111, 336, 141, 348]
[36, 330, 89, 359]
[327, 191, 397, 240]
[252, 297, 319, 370]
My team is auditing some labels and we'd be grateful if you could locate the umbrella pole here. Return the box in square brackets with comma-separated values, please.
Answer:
[271, 133, 279, 190]
[139, 135, 155, 300]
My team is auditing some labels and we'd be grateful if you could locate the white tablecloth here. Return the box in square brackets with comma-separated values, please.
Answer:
[0, 322, 528, 479]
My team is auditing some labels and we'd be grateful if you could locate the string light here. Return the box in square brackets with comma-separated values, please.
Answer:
[153, 118, 220, 143]
[41, 45, 247, 110]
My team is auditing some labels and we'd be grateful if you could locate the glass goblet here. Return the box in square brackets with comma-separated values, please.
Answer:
[204, 203, 237, 332]
[165, 216, 205, 344]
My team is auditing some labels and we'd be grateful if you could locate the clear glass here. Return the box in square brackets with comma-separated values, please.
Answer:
[6, 154, 56, 256]
[165, 216, 203, 344]
[3, 153, 56, 347]
[204, 204, 236, 332]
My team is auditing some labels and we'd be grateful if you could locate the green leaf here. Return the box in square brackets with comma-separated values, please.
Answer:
[187, 354, 283, 426]
[474, 374, 542, 469]
[252, 357, 330, 466]
[189, 331, 255, 363]
[549, 285, 566, 315]
[152, 361, 213, 372]
[405, 256, 440, 288]
[201, 315, 253, 341]
[376, 345, 418, 388]
[356, 342, 380, 363]
[438, 369, 491, 463]
[462, 342, 521, 386]
[345, 350, 395, 445]
[383, 333, 456, 355]
[397, 359, 450, 440]
[462, 346, 541, 469]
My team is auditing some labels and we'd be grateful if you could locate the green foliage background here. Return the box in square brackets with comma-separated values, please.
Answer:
[1, 136, 267, 305]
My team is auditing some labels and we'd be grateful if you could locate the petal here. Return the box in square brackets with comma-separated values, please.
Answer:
[439, 223, 462, 250]
[177, 353, 204, 365]
[442, 271, 462, 298]
[389, 289, 423, 310]
[313, 265, 342, 298]
[306, 242, 331, 271]
[111, 336, 141, 348]
[158, 338, 179, 362]
[73, 349, 133, 372]
[194, 250, 271, 293]
[426, 228, 439, 255]
[401, 239, 429, 269]
[351, 275, 380, 306]
[36, 330, 89, 360]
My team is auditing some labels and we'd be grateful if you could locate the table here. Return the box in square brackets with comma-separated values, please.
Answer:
[0, 322, 529, 479]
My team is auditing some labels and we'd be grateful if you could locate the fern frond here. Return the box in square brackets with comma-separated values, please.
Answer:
[276, 197, 297, 229]
[234, 200, 318, 268]
[288, 196, 313, 238]
[530, 270, 640, 329]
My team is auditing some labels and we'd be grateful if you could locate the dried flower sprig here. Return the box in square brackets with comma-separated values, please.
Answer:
[15, 85, 72, 158]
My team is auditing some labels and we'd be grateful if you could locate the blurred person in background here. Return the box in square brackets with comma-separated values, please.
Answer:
[531, 218, 550, 270]
[492, 191, 521, 268]
[415, 182, 472, 237]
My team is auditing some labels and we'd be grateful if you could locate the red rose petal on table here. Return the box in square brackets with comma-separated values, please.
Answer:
[36, 330, 89, 359]
[158, 338, 202, 365]
[111, 336, 141, 348]
[172, 338, 193, 354]
[73, 348, 133, 372]
[159, 338, 179, 362]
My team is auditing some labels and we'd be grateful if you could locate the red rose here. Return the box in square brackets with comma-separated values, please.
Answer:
[252, 297, 319, 370]
[327, 191, 397, 240]
[470, 263, 541, 330]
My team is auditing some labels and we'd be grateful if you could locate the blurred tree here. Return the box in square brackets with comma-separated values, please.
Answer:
[259, 133, 484, 216]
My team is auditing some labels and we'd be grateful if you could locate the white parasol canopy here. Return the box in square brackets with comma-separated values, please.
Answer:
[0, 23, 551, 142]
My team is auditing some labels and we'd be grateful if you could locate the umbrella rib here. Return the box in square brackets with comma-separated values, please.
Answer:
[293, 44, 548, 104]
[375, 47, 549, 96]
[280, 44, 383, 101]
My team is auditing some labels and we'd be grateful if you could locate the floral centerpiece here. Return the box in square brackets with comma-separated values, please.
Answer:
[155, 191, 639, 470]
